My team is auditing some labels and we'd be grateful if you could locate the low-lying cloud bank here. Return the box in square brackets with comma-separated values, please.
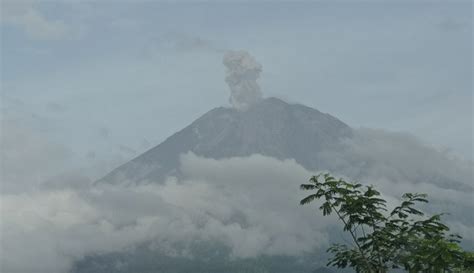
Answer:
[1, 128, 473, 273]
[1, 154, 332, 273]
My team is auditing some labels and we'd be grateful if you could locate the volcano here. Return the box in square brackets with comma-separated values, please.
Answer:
[78, 96, 472, 273]
[79, 51, 472, 273]
[98, 97, 352, 186]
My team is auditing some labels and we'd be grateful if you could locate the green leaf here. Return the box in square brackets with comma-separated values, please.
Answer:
[300, 194, 318, 205]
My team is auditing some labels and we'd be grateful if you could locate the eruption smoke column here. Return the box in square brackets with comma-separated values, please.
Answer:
[223, 51, 263, 110]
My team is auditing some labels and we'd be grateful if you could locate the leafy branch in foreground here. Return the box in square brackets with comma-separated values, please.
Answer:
[300, 173, 473, 273]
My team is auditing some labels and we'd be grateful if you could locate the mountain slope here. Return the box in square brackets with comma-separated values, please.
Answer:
[98, 97, 352, 185]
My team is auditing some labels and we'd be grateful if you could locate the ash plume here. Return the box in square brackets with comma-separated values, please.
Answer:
[223, 51, 263, 110]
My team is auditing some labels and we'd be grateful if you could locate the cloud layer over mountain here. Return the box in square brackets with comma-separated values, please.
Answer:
[1, 128, 472, 273]
[1, 154, 330, 273]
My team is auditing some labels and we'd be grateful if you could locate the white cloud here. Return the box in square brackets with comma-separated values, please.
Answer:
[1, 115, 472, 273]
[2, 147, 473, 273]
[0, 154, 331, 273]
[322, 128, 473, 191]
[1, 1, 70, 40]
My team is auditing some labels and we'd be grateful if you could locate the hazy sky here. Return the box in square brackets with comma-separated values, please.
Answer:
[1, 0, 472, 173]
[1, 2, 473, 272]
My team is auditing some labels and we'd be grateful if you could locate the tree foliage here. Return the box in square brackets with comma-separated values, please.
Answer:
[300, 173, 473, 273]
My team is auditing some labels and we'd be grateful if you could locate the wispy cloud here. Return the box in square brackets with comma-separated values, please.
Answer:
[1, 1, 71, 40]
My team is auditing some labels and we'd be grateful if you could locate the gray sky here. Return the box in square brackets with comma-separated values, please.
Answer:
[1, 0, 472, 173]
[1, 2, 473, 272]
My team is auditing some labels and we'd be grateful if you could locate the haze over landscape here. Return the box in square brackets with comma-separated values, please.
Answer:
[1, 1, 472, 273]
